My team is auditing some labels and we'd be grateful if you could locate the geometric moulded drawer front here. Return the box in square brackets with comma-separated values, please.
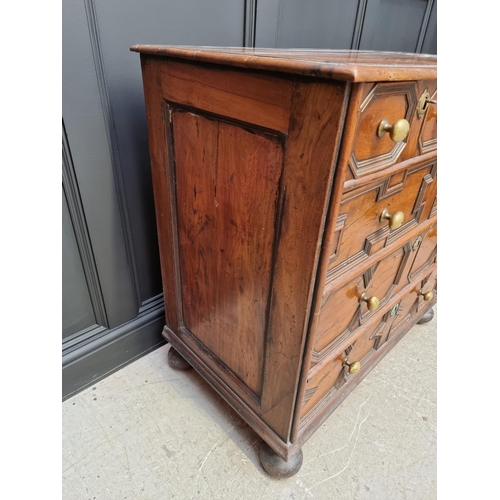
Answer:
[300, 265, 437, 428]
[327, 159, 437, 281]
[348, 82, 418, 178]
[316, 226, 437, 367]
[314, 242, 412, 365]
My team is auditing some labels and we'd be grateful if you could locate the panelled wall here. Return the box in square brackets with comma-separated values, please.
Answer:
[62, 0, 436, 399]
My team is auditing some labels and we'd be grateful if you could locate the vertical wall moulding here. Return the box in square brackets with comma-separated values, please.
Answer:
[274, 0, 283, 48]
[350, 0, 369, 50]
[415, 0, 435, 53]
[83, 0, 143, 309]
[244, 0, 257, 47]
[62, 122, 108, 331]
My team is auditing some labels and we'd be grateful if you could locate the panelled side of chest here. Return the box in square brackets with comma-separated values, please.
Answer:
[140, 54, 352, 458]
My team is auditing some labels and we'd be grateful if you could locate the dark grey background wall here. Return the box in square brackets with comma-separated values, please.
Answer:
[62, 0, 437, 400]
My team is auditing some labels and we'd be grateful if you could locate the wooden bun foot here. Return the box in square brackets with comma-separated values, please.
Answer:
[259, 442, 303, 478]
[167, 346, 191, 370]
[417, 307, 434, 325]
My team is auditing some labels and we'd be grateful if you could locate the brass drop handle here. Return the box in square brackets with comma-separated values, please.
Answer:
[377, 118, 410, 142]
[360, 292, 380, 311]
[343, 358, 361, 375]
[380, 208, 404, 230]
[419, 289, 434, 301]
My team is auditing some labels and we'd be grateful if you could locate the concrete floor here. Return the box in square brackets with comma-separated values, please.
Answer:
[62, 309, 436, 500]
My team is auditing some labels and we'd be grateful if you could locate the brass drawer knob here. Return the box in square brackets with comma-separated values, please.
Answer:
[419, 290, 434, 301]
[360, 292, 380, 311]
[380, 208, 404, 230]
[343, 359, 361, 375]
[377, 118, 410, 142]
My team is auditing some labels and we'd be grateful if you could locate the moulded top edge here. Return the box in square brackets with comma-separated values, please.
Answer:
[130, 45, 437, 82]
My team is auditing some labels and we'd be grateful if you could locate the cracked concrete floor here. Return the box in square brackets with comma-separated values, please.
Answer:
[62, 309, 436, 500]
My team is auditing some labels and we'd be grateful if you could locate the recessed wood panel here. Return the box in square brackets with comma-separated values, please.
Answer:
[172, 109, 284, 396]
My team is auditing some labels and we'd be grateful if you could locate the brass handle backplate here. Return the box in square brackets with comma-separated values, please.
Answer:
[419, 289, 434, 301]
[417, 89, 437, 118]
[360, 292, 380, 311]
[343, 359, 361, 375]
[377, 118, 410, 142]
[380, 208, 404, 230]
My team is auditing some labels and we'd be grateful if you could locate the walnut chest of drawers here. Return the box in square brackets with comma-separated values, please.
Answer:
[132, 45, 437, 477]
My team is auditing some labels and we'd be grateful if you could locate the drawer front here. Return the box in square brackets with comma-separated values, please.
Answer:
[300, 268, 437, 427]
[314, 243, 413, 364]
[418, 87, 437, 155]
[327, 158, 437, 280]
[409, 221, 437, 282]
[317, 224, 436, 366]
[347, 82, 419, 178]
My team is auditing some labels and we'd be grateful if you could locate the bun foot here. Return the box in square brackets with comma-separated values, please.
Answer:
[167, 346, 191, 370]
[417, 307, 434, 325]
[259, 442, 303, 478]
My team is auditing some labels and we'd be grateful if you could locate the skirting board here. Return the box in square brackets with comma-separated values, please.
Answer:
[62, 307, 166, 400]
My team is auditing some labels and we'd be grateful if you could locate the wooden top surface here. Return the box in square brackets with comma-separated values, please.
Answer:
[130, 45, 437, 82]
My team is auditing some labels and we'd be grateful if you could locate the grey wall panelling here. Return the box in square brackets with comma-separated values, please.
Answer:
[62, 185, 97, 339]
[255, 0, 361, 49]
[62, 0, 437, 400]
[254, 0, 437, 54]
[358, 0, 432, 52]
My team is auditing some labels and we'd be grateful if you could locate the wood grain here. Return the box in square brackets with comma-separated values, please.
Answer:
[139, 56, 180, 330]
[161, 60, 293, 132]
[327, 159, 437, 281]
[259, 79, 349, 441]
[314, 243, 411, 358]
[132, 45, 437, 82]
[296, 268, 436, 445]
[418, 83, 437, 155]
[290, 81, 362, 442]
[349, 82, 418, 175]
[310, 227, 437, 379]
[172, 109, 284, 395]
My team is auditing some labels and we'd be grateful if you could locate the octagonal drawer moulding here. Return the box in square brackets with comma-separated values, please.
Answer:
[348, 82, 418, 178]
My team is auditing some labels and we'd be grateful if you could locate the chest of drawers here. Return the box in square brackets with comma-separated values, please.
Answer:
[132, 46, 437, 477]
